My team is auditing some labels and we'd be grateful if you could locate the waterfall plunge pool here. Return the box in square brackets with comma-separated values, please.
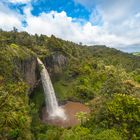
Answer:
[41, 101, 90, 127]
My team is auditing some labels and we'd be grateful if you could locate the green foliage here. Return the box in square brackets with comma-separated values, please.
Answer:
[30, 84, 45, 127]
[131, 69, 140, 83]
[101, 66, 135, 97]
[0, 43, 35, 82]
[94, 129, 122, 140]
[106, 94, 140, 139]
[133, 52, 140, 56]
[88, 94, 140, 140]
[60, 126, 93, 140]
[38, 64, 44, 72]
[75, 112, 89, 125]
[37, 128, 62, 140]
[0, 82, 32, 140]
[0, 30, 140, 140]
[89, 45, 140, 72]
[53, 79, 76, 101]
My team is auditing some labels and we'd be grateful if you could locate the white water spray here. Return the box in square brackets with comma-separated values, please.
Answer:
[37, 58, 66, 120]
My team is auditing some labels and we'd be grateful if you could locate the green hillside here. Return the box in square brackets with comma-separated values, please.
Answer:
[133, 52, 140, 56]
[0, 30, 140, 140]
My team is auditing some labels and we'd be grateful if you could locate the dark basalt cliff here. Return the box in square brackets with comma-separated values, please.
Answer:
[18, 53, 66, 91]
[0, 44, 40, 92]
[15, 57, 39, 91]
[45, 53, 67, 74]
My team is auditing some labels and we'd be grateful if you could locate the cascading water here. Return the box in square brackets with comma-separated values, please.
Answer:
[37, 58, 66, 120]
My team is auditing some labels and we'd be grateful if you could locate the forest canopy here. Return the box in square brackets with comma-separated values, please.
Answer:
[0, 29, 140, 140]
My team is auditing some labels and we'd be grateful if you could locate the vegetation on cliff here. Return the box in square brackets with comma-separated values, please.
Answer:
[0, 29, 140, 140]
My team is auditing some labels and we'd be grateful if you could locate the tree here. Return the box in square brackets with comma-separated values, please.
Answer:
[75, 111, 89, 125]
[94, 129, 122, 140]
[95, 94, 140, 139]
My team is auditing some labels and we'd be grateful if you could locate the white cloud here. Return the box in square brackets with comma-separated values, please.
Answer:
[0, 1, 140, 52]
[24, 8, 129, 47]
[74, 0, 140, 50]
[0, 3, 23, 31]
[8, 0, 30, 4]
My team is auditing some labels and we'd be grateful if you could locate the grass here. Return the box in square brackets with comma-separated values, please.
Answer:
[53, 80, 74, 101]
[30, 84, 45, 112]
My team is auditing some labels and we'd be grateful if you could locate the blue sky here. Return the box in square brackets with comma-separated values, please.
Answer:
[31, 0, 90, 20]
[0, 0, 140, 52]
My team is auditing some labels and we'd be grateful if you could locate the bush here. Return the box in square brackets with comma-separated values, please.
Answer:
[94, 129, 122, 140]
[91, 94, 140, 139]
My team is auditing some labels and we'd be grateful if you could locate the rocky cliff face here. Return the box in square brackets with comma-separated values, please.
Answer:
[15, 57, 39, 91]
[22, 57, 38, 91]
[14, 53, 67, 92]
[14, 53, 67, 91]
[45, 53, 67, 74]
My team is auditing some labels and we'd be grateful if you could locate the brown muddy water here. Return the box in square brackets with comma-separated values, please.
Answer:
[41, 101, 90, 127]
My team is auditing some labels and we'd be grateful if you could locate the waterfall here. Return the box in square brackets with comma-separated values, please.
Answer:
[37, 58, 66, 120]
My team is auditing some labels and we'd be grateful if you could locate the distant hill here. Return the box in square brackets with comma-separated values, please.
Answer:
[133, 52, 140, 56]
[89, 45, 140, 72]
